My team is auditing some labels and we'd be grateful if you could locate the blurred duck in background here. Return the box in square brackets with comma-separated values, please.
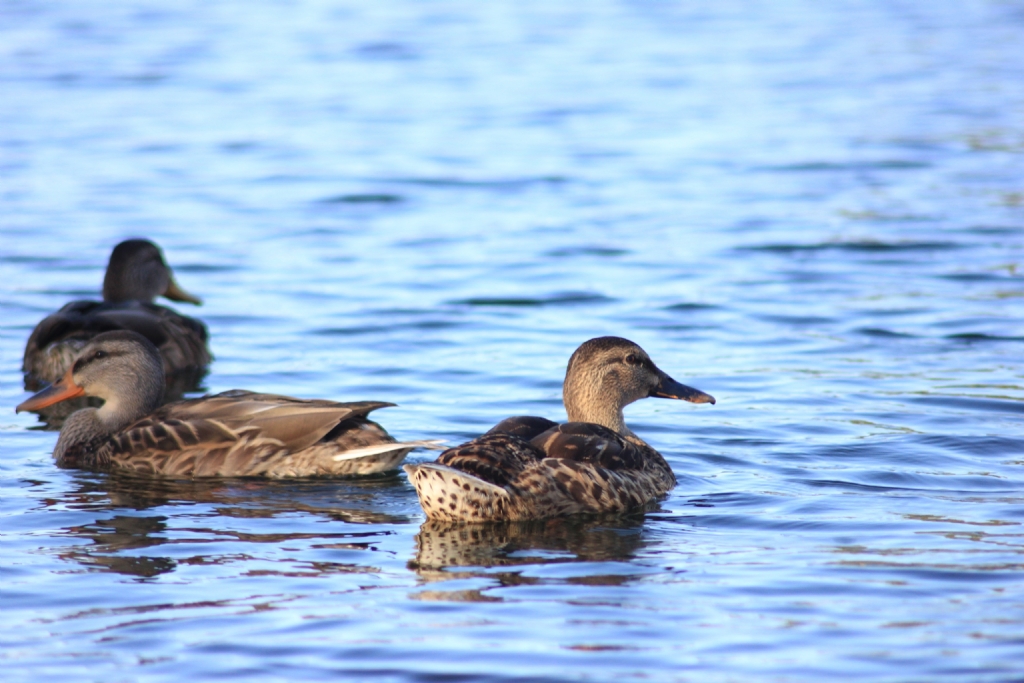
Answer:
[22, 239, 212, 424]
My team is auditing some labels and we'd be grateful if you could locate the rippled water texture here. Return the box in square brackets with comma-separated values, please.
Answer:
[3, 1, 1024, 681]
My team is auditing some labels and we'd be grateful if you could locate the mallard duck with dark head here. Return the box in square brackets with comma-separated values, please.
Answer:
[404, 336, 715, 521]
[17, 331, 437, 478]
[23, 239, 211, 392]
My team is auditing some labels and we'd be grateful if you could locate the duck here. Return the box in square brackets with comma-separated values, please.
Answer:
[22, 239, 211, 392]
[16, 330, 437, 478]
[404, 336, 715, 522]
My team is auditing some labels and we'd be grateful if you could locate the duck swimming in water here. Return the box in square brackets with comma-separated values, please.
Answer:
[23, 239, 211, 392]
[17, 330, 436, 478]
[404, 336, 715, 521]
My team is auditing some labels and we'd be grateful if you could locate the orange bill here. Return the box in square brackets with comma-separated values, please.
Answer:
[164, 276, 202, 305]
[16, 367, 86, 413]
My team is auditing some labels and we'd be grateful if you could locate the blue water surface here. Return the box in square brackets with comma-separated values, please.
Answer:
[2, 1, 1024, 681]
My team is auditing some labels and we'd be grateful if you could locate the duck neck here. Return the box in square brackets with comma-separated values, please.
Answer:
[563, 378, 634, 437]
[56, 370, 162, 466]
[95, 393, 150, 432]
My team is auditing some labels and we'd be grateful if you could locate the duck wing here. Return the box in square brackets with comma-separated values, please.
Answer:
[414, 415, 559, 487]
[27, 301, 201, 349]
[485, 416, 559, 441]
[102, 412, 253, 476]
[431, 420, 638, 489]
[24, 301, 210, 383]
[155, 391, 395, 453]
[103, 393, 400, 477]
[88, 304, 210, 373]
[25, 301, 102, 351]
[435, 433, 545, 487]
[529, 422, 646, 471]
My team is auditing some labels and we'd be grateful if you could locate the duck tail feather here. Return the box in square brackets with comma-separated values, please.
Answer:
[331, 439, 446, 462]
[403, 462, 511, 522]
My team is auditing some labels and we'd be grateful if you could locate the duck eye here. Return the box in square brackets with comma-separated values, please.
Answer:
[94, 350, 107, 360]
[624, 353, 639, 366]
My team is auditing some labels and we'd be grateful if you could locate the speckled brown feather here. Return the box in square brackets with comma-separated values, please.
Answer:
[436, 433, 544, 487]
[405, 424, 675, 522]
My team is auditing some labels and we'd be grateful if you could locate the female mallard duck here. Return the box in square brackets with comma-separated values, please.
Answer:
[404, 336, 715, 521]
[16, 331, 436, 478]
[23, 239, 211, 392]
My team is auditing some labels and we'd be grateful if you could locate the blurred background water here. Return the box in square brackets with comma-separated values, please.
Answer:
[2, 1, 1024, 681]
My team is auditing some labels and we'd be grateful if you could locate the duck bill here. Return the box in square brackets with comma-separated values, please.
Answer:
[650, 373, 716, 405]
[16, 368, 86, 413]
[164, 276, 202, 305]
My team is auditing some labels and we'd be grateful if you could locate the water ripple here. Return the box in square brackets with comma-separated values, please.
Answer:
[3, 1, 1024, 681]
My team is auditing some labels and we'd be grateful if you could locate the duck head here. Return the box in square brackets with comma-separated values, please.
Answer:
[17, 330, 165, 430]
[103, 239, 202, 305]
[562, 336, 714, 434]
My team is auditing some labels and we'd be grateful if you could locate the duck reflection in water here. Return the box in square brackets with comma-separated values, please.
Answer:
[49, 471, 412, 579]
[410, 515, 649, 602]
[412, 514, 647, 570]
[63, 512, 178, 578]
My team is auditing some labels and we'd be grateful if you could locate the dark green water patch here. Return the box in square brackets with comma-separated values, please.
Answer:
[738, 240, 963, 254]
[451, 292, 613, 307]
[319, 193, 405, 204]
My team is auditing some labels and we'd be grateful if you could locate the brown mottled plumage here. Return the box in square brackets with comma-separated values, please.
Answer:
[404, 336, 716, 521]
[16, 331, 437, 478]
[23, 239, 211, 393]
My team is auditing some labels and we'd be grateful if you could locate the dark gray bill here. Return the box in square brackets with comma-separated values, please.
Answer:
[650, 373, 716, 404]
